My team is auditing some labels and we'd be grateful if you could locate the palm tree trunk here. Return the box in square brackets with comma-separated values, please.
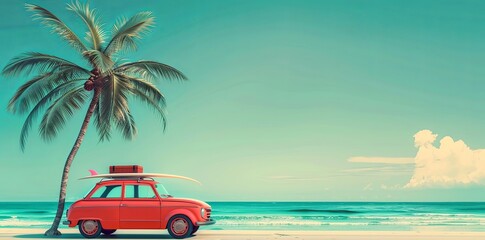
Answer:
[45, 88, 101, 236]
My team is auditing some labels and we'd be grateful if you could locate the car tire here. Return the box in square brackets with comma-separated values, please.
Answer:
[167, 215, 193, 239]
[101, 229, 116, 235]
[191, 226, 199, 235]
[78, 220, 102, 238]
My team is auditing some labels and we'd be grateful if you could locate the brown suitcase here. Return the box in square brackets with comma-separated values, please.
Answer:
[109, 165, 143, 173]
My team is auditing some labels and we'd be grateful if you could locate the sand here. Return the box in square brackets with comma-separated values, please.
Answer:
[0, 229, 484, 240]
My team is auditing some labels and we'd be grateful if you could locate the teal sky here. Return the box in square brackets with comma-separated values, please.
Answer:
[1, 0, 485, 201]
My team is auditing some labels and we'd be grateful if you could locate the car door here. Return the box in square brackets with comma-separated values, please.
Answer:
[119, 183, 161, 229]
[84, 183, 122, 230]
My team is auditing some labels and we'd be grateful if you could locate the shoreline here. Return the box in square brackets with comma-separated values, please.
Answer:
[1, 229, 484, 239]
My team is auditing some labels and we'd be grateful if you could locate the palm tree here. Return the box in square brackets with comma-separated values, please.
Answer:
[2, 1, 186, 236]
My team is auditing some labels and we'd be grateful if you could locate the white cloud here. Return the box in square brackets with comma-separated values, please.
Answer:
[405, 130, 485, 188]
[349, 129, 485, 188]
[413, 129, 437, 148]
[349, 157, 414, 164]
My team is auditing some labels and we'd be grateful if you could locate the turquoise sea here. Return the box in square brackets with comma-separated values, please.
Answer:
[0, 202, 484, 231]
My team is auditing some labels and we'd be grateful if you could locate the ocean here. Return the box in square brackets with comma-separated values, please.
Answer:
[0, 202, 484, 231]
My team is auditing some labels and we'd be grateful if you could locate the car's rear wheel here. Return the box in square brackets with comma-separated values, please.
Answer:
[191, 226, 199, 235]
[167, 215, 193, 239]
[78, 220, 102, 238]
[101, 229, 116, 235]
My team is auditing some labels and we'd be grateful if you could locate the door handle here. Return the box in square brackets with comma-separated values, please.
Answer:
[120, 204, 125, 207]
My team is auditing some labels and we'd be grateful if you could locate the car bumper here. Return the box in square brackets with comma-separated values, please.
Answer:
[196, 219, 216, 226]
[62, 220, 71, 225]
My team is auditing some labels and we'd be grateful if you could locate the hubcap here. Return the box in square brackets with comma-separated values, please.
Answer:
[172, 218, 188, 235]
[82, 220, 98, 235]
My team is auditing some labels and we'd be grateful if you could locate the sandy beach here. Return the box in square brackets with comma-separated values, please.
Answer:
[0, 229, 484, 240]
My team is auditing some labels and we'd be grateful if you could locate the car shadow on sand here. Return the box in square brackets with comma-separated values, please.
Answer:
[14, 233, 195, 239]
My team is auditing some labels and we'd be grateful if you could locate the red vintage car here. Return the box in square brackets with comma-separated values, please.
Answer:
[63, 172, 215, 239]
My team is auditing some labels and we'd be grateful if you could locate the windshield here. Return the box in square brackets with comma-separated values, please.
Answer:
[155, 183, 172, 198]
[83, 185, 96, 199]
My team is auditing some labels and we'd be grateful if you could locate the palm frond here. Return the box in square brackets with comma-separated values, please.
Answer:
[114, 61, 187, 81]
[115, 105, 137, 140]
[25, 3, 88, 53]
[116, 73, 165, 106]
[7, 67, 88, 114]
[66, 0, 104, 50]
[92, 100, 111, 141]
[8, 73, 52, 113]
[96, 75, 117, 141]
[83, 50, 113, 72]
[19, 81, 82, 151]
[95, 74, 134, 140]
[39, 86, 88, 141]
[2, 52, 90, 77]
[130, 87, 167, 130]
[112, 75, 131, 122]
[104, 12, 154, 56]
[96, 77, 113, 141]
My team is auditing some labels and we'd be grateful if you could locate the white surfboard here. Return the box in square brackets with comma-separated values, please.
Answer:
[79, 173, 201, 184]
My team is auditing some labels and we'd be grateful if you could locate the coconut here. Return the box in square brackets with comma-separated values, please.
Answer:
[84, 80, 94, 91]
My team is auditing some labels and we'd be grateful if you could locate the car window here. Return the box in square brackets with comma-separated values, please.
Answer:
[125, 184, 156, 198]
[90, 185, 122, 198]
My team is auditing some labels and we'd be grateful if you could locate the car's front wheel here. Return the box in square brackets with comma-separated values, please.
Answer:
[101, 229, 116, 235]
[78, 220, 102, 238]
[191, 226, 199, 235]
[167, 215, 193, 239]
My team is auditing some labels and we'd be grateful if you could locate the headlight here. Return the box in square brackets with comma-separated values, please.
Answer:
[200, 208, 206, 218]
